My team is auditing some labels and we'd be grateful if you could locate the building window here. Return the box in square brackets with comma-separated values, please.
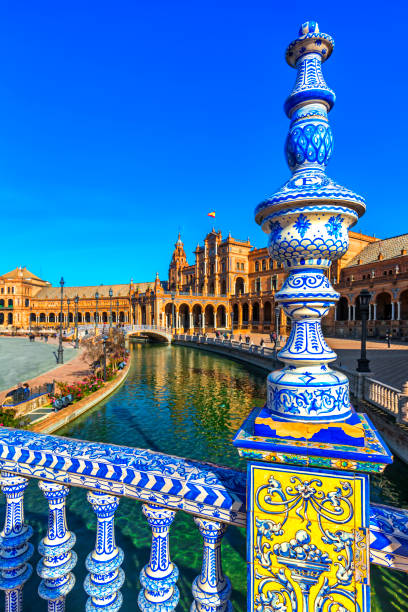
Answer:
[221, 262, 225, 272]
[25, 299, 29, 307]
[0, 288, 3, 294]
[271, 276, 277, 291]
[269, 260, 273, 270]
[236, 262, 239, 270]
[255, 277, 261, 292]
[241, 263, 244, 270]
[255, 261, 259, 272]
[12, 287, 15, 294]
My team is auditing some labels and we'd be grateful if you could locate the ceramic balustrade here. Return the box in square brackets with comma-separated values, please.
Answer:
[0, 428, 244, 610]
[0, 428, 406, 610]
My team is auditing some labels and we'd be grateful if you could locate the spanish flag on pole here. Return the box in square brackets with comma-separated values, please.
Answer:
[207, 211, 216, 218]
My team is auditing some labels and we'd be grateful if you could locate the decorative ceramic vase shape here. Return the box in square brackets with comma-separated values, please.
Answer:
[255, 21, 365, 428]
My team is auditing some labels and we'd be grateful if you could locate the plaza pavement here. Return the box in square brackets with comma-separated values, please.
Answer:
[0, 338, 91, 405]
[210, 333, 408, 390]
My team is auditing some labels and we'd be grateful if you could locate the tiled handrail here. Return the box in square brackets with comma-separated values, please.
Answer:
[0, 427, 406, 611]
[0, 427, 245, 610]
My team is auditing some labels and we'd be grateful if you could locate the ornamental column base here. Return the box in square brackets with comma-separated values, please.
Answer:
[234, 407, 392, 612]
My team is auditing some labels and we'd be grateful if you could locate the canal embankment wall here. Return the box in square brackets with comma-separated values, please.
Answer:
[30, 360, 131, 434]
[174, 336, 408, 464]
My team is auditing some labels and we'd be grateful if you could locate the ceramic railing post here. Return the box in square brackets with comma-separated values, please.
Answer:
[37, 481, 77, 612]
[0, 472, 33, 612]
[233, 21, 393, 612]
[85, 490, 124, 611]
[191, 518, 232, 612]
[138, 503, 179, 611]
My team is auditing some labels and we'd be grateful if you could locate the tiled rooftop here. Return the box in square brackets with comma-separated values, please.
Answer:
[35, 282, 153, 300]
[346, 234, 408, 268]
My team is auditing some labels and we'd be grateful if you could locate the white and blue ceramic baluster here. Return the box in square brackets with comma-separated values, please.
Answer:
[85, 491, 124, 612]
[191, 518, 232, 612]
[0, 471, 33, 612]
[37, 481, 77, 612]
[138, 504, 179, 611]
[253, 21, 367, 443]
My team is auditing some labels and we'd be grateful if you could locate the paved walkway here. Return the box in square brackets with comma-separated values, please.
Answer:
[0, 340, 91, 405]
[209, 332, 408, 389]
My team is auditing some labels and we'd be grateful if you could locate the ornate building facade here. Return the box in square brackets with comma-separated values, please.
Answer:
[1, 229, 407, 337]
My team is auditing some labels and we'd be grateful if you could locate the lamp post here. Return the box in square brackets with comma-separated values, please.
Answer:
[116, 298, 120, 326]
[94, 291, 99, 334]
[131, 295, 136, 329]
[357, 289, 371, 373]
[102, 335, 108, 381]
[56, 277, 64, 364]
[29, 304, 32, 333]
[74, 295, 79, 349]
[171, 292, 176, 330]
[67, 298, 70, 330]
[274, 304, 281, 361]
[109, 288, 113, 332]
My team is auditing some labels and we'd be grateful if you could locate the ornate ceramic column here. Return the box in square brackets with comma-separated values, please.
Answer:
[85, 491, 124, 611]
[37, 481, 77, 612]
[233, 21, 392, 612]
[0, 472, 33, 612]
[138, 503, 179, 611]
[191, 518, 232, 612]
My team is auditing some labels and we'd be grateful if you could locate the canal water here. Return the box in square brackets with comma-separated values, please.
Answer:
[11, 343, 408, 610]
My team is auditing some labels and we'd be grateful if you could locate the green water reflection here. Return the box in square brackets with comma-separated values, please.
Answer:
[12, 343, 408, 610]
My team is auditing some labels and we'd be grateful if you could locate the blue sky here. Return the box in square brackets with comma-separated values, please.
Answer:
[0, 1, 404, 286]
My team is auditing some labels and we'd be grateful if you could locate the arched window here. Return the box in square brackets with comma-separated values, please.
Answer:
[25, 299, 29, 307]
[376, 292, 392, 320]
[242, 303, 249, 323]
[262, 259, 267, 271]
[7, 299, 13, 307]
[77, 312, 82, 323]
[85, 312, 91, 323]
[255, 261, 259, 272]
[0, 299, 4, 307]
[39, 313, 46, 323]
[235, 278, 245, 295]
[253, 302, 260, 322]
[336, 297, 348, 321]
[49, 313, 56, 323]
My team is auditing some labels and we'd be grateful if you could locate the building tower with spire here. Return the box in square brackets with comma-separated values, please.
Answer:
[168, 234, 188, 291]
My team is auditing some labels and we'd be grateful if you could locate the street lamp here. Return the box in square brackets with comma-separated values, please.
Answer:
[102, 335, 108, 381]
[131, 295, 136, 328]
[74, 295, 79, 349]
[56, 277, 64, 364]
[109, 288, 113, 331]
[357, 289, 371, 373]
[171, 292, 176, 330]
[67, 298, 70, 330]
[94, 291, 99, 333]
[274, 305, 281, 361]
